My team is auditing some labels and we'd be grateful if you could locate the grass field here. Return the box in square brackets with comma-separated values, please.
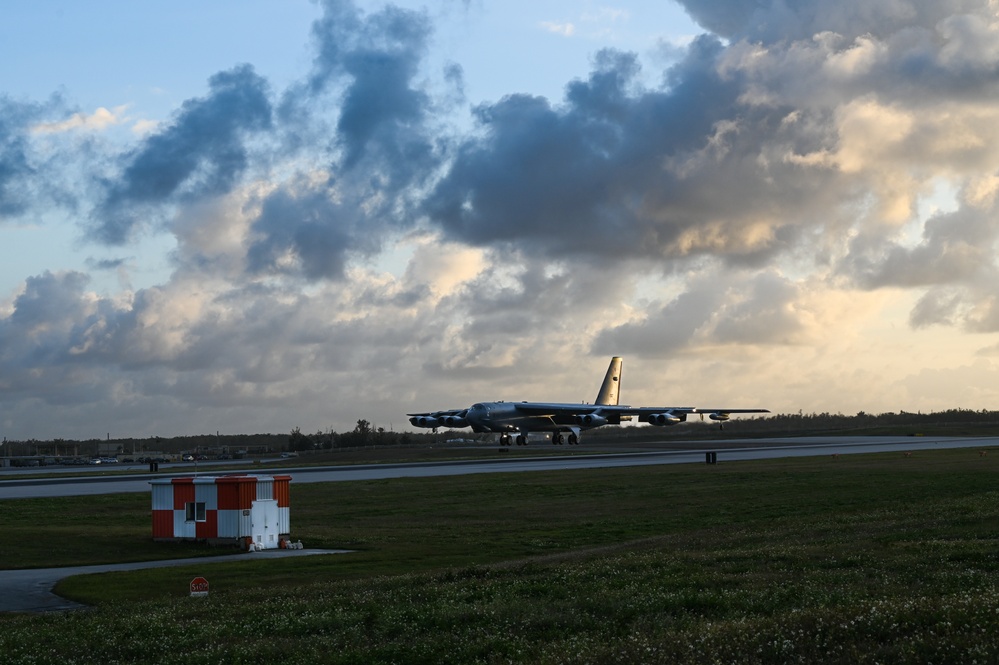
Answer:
[2, 448, 999, 663]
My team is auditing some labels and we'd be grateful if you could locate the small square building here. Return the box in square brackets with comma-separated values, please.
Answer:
[151, 474, 291, 550]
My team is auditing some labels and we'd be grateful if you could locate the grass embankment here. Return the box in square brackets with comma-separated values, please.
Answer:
[2, 449, 999, 663]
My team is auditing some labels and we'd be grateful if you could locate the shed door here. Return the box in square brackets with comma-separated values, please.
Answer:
[250, 499, 279, 549]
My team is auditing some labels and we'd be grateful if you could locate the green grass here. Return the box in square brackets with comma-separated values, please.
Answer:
[3, 449, 999, 663]
[0, 493, 238, 568]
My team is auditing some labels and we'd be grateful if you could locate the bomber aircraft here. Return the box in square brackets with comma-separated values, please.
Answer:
[408, 356, 769, 445]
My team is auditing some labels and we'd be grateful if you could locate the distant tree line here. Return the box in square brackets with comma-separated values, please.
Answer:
[287, 419, 423, 451]
[2, 422, 437, 458]
[587, 408, 999, 441]
[732, 408, 999, 432]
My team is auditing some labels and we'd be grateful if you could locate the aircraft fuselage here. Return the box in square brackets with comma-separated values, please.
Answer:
[465, 401, 624, 434]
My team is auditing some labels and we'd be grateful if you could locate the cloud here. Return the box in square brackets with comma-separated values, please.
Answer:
[0, 94, 98, 224]
[284, 0, 440, 172]
[422, 0, 999, 297]
[9, 0, 999, 437]
[245, 178, 359, 281]
[425, 39, 771, 265]
[0, 271, 120, 412]
[675, 0, 987, 43]
[593, 269, 823, 358]
[401, 236, 486, 301]
[30, 106, 128, 135]
[909, 288, 962, 328]
[0, 96, 54, 219]
[89, 64, 272, 245]
[842, 178, 999, 332]
[327, 9, 435, 171]
[845, 205, 997, 290]
[540, 21, 576, 37]
[246, 0, 447, 282]
[0, 248, 467, 436]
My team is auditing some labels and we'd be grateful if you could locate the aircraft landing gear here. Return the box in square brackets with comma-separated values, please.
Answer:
[552, 433, 563, 445]
[500, 434, 512, 446]
[568, 433, 578, 445]
[515, 434, 527, 446]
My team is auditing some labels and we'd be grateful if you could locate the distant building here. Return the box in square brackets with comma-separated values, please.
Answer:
[150, 475, 291, 550]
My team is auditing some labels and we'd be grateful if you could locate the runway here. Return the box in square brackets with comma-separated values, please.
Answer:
[1, 435, 994, 500]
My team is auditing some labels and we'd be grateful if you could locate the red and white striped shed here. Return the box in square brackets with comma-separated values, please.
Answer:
[150, 475, 291, 549]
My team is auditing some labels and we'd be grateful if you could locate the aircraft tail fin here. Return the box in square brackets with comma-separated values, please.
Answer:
[595, 356, 623, 405]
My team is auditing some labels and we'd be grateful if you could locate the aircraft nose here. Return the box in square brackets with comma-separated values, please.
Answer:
[466, 403, 487, 424]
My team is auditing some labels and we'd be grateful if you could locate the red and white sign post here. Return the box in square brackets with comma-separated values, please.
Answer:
[189, 576, 210, 597]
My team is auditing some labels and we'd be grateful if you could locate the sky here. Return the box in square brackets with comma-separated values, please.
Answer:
[3, 0, 999, 441]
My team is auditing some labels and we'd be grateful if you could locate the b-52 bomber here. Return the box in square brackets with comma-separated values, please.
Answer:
[408, 356, 769, 446]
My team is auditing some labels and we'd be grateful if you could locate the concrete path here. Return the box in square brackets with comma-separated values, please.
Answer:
[0, 548, 349, 613]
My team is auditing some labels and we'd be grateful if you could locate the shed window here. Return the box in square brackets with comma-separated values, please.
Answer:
[185, 502, 207, 522]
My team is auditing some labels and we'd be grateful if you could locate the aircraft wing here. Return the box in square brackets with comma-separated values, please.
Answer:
[406, 409, 465, 417]
[509, 403, 768, 417]
[507, 402, 768, 427]
[630, 407, 770, 416]
[625, 406, 770, 425]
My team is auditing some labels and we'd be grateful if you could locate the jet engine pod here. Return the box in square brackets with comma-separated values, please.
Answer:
[709, 412, 730, 421]
[441, 414, 469, 428]
[575, 413, 608, 427]
[648, 412, 683, 426]
[410, 415, 441, 428]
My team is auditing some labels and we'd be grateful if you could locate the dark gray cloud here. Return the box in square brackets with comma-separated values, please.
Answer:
[675, 0, 987, 43]
[420, 0, 999, 279]
[710, 271, 808, 344]
[281, 0, 440, 176]
[0, 94, 78, 220]
[424, 38, 786, 265]
[328, 5, 434, 170]
[421, 34, 862, 272]
[845, 204, 996, 290]
[592, 270, 809, 358]
[0, 271, 124, 416]
[90, 64, 272, 245]
[246, 180, 357, 281]
[592, 282, 724, 358]
[248, 0, 445, 281]
[0, 96, 39, 219]
[86, 257, 130, 271]
[1, 271, 92, 363]
[909, 288, 962, 328]
[431, 257, 633, 363]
